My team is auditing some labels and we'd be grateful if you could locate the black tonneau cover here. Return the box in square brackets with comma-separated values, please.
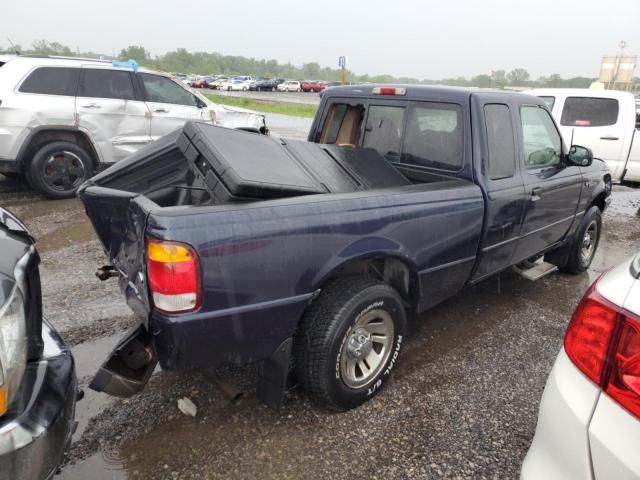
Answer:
[179, 122, 409, 201]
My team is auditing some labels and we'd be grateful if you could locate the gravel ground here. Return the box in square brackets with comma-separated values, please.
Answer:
[1, 174, 638, 479]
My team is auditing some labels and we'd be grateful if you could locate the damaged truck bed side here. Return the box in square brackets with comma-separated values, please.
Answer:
[79, 85, 611, 411]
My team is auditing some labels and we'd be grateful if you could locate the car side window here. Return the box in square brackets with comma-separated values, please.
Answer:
[484, 104, 515, 179]
[139, 73, 198, 107]
[363, 105, 406, 161]
[78, 69, 135, 100]
[520, 106, 562, 169]
[560, 97, 619, 127]
[401, 103, 462, 171]
[19, 67, 80, 96]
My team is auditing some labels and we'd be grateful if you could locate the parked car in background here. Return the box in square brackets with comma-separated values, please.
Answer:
[191, 76, 214, 89]
[0, 56, 266, 197]
[255, 78, 285, 91]
[522, 252, 640, 479]
[249, 77, 269, 91]
[311, 81, 328, 93]
[301, 80, 318, 92]
[79, 85, 610, 414]
[528, 88, 640, 185]
[277, 80, 302, 92]
[221, 79, 250, 91]
[209, 76, 228, 89]
[0, 207, 77, 480]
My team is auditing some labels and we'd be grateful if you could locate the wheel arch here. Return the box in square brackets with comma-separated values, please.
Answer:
[590, 173, 611, 212]
[15, 126, 100, 173]
[311, 253, 421, 309]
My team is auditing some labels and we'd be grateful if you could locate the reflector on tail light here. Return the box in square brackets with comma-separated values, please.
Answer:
[564, 281, 640, 419]
[146, 238, 200, 313]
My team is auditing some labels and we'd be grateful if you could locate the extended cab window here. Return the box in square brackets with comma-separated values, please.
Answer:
[560, 97, 619, 127]
[319, 103, 365, 145]
[401, 103, 463, 171]
[79, 69, 135, 100]
[140, 73, 198, 107]
[521, 106, 561, 169]
[484, 104, 515, 179]
[19, 67, 79, 96]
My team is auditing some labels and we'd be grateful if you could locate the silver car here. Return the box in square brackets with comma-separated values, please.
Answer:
[522, 252, 640, 479]
[0, 56, 266, 198]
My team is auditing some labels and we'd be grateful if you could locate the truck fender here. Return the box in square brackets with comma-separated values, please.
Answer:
[311, 240, 421, 307]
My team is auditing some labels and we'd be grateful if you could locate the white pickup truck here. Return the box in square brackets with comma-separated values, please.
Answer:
[528, 88, 640, 185]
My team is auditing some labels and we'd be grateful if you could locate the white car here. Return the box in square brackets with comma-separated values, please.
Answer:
[0, 56, 266, 197]
[522, 252, 640, 479]
[528, 88, 640, 184]
[220, 79, 250, 91]
[277, 80, 302, 92]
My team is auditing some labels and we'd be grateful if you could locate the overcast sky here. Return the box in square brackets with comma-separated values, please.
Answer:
[4, 0, 639, 79]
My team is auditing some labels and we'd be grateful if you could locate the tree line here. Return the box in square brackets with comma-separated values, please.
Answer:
[2, 39, 631, 89]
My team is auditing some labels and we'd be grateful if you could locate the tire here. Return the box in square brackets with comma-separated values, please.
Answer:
[27, 141, 94, 199]
[560, 206, 602, 274]
[242, 87, 247, 91]
[294, 277, 406, 411]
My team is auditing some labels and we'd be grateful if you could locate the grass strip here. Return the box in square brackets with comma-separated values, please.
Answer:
[206, 94, 318, 118]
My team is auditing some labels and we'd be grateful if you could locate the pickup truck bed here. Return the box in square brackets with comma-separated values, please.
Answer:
[79, 85, 611, 411]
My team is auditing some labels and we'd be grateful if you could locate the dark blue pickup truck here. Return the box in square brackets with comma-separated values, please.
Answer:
[79, 85, 611, 411]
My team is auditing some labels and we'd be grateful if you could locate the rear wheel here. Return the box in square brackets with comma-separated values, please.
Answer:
[294, 277, 406, 411]
[27, 141, 94, 198]
[560, 206, 602, 274]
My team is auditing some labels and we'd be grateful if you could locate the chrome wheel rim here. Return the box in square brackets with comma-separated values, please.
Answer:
[340, 309, 394, 389]
[42, 151, 86, 192]
[580, 220, 598, 263]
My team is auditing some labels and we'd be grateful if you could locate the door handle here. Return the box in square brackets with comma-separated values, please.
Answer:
[80, 103, 101, 109]
[531, 187, 542, 201]
[153, 108, 169, 113]
[600, 135, 619, 141]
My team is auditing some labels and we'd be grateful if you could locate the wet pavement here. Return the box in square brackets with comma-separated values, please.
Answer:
[1, 153, 639, 478]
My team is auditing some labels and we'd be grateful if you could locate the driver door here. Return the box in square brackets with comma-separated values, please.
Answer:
[137, 73, 211, 141]
[512, 104, 583, 262]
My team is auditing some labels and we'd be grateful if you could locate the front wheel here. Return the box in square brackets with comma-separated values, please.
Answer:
[294, 277, 406, 411]
[27, 141, 94, 198]
[560, 206, 602, 274]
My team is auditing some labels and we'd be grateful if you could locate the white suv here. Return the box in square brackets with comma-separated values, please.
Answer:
[0, 56, 266, 198]
[277, 80, 302, 92]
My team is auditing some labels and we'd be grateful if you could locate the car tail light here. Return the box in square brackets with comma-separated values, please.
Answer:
[372, 87, 406, 96]
[146, 238, 200, 313]
[565, 282, 640, 419]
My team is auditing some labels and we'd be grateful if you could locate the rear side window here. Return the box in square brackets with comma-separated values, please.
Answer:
[363, 105, 406, 160]
[484, 104, 515, 179]
[78, 69, 135, 100]
[19, 67, 79, 96]
[560, 97, 619, 127]
[401, 103, 463, 171]
[319, 103, 365, 145]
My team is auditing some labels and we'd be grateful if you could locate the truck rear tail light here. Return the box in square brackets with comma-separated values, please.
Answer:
[146, 238, 200, 313]
[565, 282, 640, 419]
[372, 87, 406, 96]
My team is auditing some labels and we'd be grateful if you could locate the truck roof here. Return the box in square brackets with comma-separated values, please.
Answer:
[322, 84, 542, 104]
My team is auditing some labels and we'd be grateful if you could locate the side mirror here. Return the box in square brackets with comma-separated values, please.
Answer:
[195, 97, 207, 109]
[567, 145, 593, 167]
